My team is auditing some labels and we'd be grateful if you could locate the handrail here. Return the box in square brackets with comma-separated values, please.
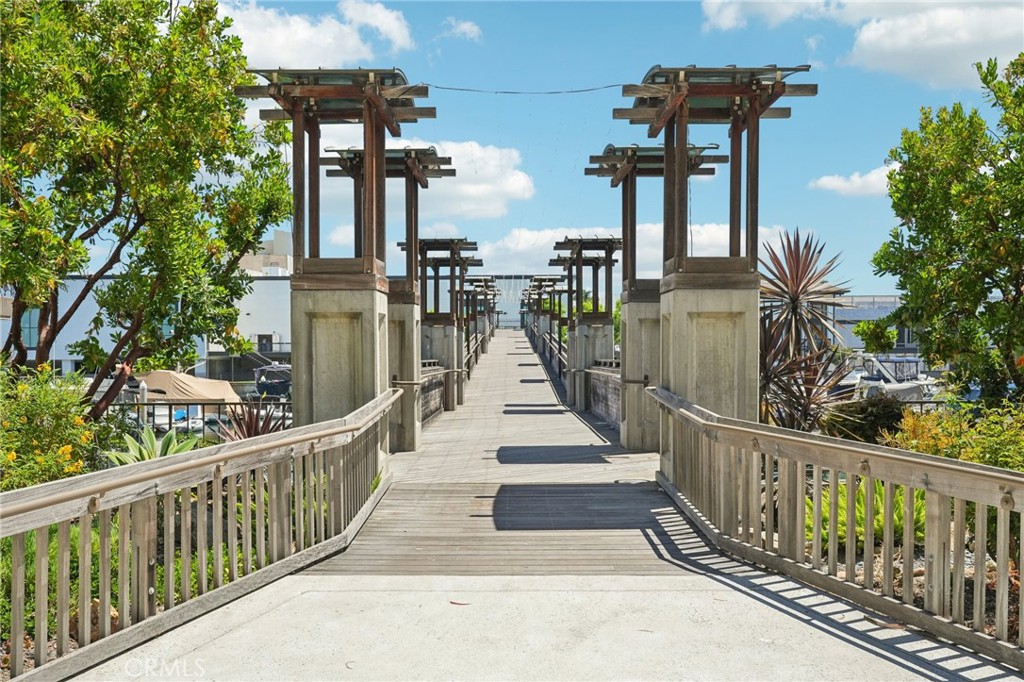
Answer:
[647, 384, 1024, 669]
[645, 386, 1024, 489]
[0, 389, 402, 522]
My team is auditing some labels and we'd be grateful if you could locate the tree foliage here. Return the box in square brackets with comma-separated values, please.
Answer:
[0, 0, 291, 417]
[874, 55, 1024, 399]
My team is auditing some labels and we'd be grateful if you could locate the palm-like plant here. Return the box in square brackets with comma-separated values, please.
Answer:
[220, 399, 287, 442]
[760, 229, 850, 356]
[760, 230, 851, 430]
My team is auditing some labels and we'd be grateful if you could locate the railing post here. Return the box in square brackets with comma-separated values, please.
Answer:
[924, 490, 952, 616]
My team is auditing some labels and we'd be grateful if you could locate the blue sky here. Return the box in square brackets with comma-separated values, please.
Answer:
[223, 0, 1023, 295]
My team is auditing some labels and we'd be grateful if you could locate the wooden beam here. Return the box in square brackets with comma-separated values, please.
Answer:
[259, 109, 291, 121]
[648, 83, 688, 138]
[622, 84, 673, 98]
[381, 84, 428, 99]
[616, 107, 792, 122]
[364, 83, 401, 137]
[610, 157, 637, 189]
[405, 157, 429, 189]
[782, 83, 818, 97]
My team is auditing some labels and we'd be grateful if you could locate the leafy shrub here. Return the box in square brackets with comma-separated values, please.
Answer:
[0, 364, 94, 491]
[105, 426, 198, 466]
[221, 399, 287, 441]
[885, 401, 1024, 562]
[807, 476, 926, 552]
[821, 394, 906, 444]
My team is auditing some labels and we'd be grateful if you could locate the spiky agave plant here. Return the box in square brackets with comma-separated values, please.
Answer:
[760, 229, 850, 356]
[759, 230, 851, 430]
[220, 399, 287, 442]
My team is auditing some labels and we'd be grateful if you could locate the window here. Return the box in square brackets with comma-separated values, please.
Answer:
[20, 309, 39, 349]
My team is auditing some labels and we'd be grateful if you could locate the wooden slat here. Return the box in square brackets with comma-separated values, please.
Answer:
[163, 491, 175, 608]
[241, 471, 253, 576]
[845, 472, 856, 582]
[764, 454, 775, 553]
[305, 453, 315, 547]
[863, 475, 875, 589]
[197, 481, 208, 595]
[11, 532, 25, 677]
[57, 519, 71, 655]
[827, 470, 838, 576]
[227, 474, 238, 583]
[256, 469, 267, 569]
[974, 502, 987, 631]
[952, 498, 966, 623]
[882, 481, 895, 597]
[213, 474, 223, 589]
[294, 456, 305, 552]
[98, 510, 111, 640]
[996, 503, 1010, 640]
[181, 487, 192, 602]
[902, 485, 915, 604]
[811, 465, 822, 571]
[78, 511, 92, 646]
[116, 506, 130, 630]
[35, 525, 49, 666]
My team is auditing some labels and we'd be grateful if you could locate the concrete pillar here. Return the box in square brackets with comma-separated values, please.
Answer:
[292, 289, 388, 427]
[422, 323, 458, 411]
[387, 298, 421, 452]
[659, 274, 759, 481]
[619, 280, 660, 451]
[573, 317, 614, 411]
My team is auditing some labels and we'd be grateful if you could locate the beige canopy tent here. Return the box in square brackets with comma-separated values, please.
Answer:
[134, 370, 239, 403]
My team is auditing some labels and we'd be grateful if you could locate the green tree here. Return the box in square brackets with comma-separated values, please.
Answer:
[873, 55, 1024, 400]
[0, 0, 291, 418]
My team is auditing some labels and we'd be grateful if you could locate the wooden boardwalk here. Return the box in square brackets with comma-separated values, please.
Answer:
[307, 330, 688, 575]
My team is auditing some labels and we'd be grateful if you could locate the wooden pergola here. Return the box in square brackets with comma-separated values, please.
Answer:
[236, 69, 435, 290]
[410, 238, 481, 325]
[324, 147, 455, 304]
[585, 144, 726, 292]
[552, 237, 622, 324]
[616, 65, 817, 276]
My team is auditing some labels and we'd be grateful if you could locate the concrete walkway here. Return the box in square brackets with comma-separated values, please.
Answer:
[74, 331, 1017, 681]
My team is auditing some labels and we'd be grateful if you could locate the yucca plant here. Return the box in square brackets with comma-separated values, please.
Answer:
[759, 230, 851, 430]
[760, 229, 849, 356]
[106, 426, 198, 466]
[220, 399, 287, 442]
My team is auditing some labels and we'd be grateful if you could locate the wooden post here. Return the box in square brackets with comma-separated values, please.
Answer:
[662, 115, 676, 273]
[604, 246, 613, 313]
[405, 172, 418, 284]
[291, 100, 306, 269]
[924, 490, 952, 616]
[626, 172, 636, 290]
[745, 96, 761, 272]
[374, 110, 386, 268]
[353, 164, 363, 257]
[674, 101, 689, 264]
[729, 105, 743, 258]
[308, 118, 321, 259]
[362, 100, 376, 262]
[592, 261, 600, 313]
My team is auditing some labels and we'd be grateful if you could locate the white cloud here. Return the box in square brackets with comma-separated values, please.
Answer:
[327, 223, 355, 246]
[476, 224, 788, 278]
[420, 222, 460, 238]
[699, 1, 1023, 88]
[441, 17, 482, 42]
[339, 0, 414, 53]
[808, 165, 890, 196]
[222, 1, 371, 69]
[846, 6, 1023, 88]
[222, 0, 415, 69]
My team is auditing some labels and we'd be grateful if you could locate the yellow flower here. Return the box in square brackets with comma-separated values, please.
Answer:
[37, 362, 50, 372]
[80, 431, 93, 444]
[19, 415, 27, 424]
[5, 451, 15, 462]
[73, 416, 85, 427]
[16, 383, 27, 393]
[1, 420, 9, 428]
[36, 456, 44, 464]
[58, 444, 73, 460]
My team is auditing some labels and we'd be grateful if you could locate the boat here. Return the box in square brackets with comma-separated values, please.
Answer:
[254, 362, 291, 399]
[834, 353, 940, 401]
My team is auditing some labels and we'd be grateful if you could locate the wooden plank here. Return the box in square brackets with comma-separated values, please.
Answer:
[256, 469, 267, 569]
[78, 511, 92, 646]
[811, 465, 822, 571]
[883, 481, 895, 597]
[227, 474, 238, 583]
[57, 519, 71, 655]
[241, 471, 253, 576]
[181, 488, 192, 602]
[197, 481, 208, 595]
[828, 469, 838, 576]
[903, 485, 915, 605]
[35, 525, 49, 666]
[996, 503, 1010, 640]
[974, 502, 987, 631]
[11, 532, 25, 677]
[213, 474, 224, 589]
[863, 475, 875, 589]
[845, 472, 856, 582]
[952, 498, 966, 624]
[163, 491, 174, 609]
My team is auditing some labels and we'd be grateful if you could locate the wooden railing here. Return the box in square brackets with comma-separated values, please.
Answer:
[0, 389, 401, 679]
[647, 386, 1024, 670]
